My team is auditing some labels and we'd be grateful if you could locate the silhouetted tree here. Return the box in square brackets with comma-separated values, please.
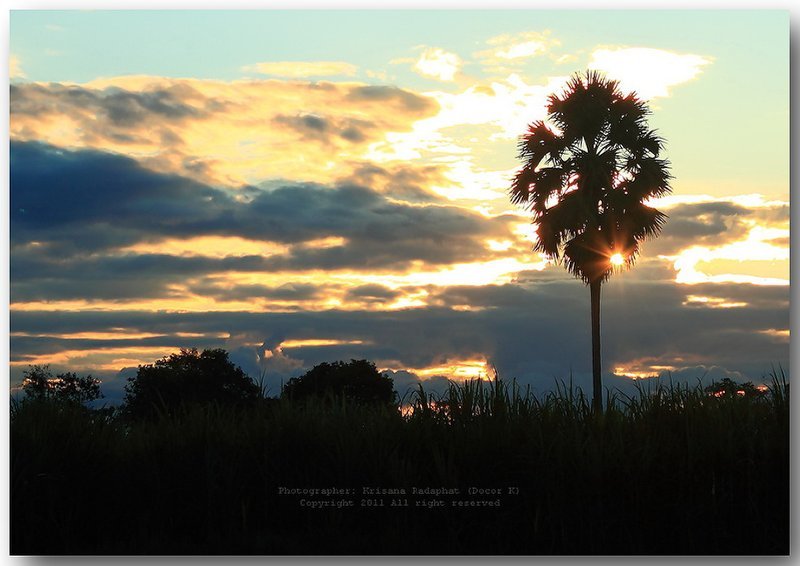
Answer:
[21, 365, 102, 404]
[281, 359, 396, 406]
[510, 71, 672, 412]
[123, 348, 260, 420]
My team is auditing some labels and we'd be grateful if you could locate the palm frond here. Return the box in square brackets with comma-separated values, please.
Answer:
[510, 165, 569, 209]
[625, 156, 672, 199]
[603, 191, 668, 238]
[517, 121, 566, 167]
[639, 129, 666, 156]
[510, 165, 536, 205]
[533, 189, 590, 257]
[626, 203, 669, 239]
[529, 167, 568, 212]
[534, 215, 563, 257]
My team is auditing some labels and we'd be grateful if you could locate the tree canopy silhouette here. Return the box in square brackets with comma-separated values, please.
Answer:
[510, 70, 672, 412]
[123, 348, 260, 420]
[21, 365, 102, 405]
[281, 359, 396, 407]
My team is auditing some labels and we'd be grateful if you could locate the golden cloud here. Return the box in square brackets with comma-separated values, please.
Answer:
[10, 346, 176, 370]
[662, 226, 789, 286]
[474, 30, 561, 73]
[641, 193, 790, 286]
[365, 74, 568, 168]
[10, 54, 24, 78]
[10, 77, 439, 187]
[412, 47, 463, 81]
[118, 236, 291, 259]
[394, 357, 491, 381]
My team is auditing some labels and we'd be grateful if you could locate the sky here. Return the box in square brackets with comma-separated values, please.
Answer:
[7, 9, 790, 403]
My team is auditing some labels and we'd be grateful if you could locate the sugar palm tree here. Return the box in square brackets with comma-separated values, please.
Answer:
[510, 70, 672, 412]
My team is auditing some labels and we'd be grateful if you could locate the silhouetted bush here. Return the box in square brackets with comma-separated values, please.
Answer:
[281, 359, 395, 406]
[123, 348, 260, 420]
[704, 377, 767, 399]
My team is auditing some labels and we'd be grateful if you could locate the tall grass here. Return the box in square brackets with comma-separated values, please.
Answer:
[11, 369, 789, 555]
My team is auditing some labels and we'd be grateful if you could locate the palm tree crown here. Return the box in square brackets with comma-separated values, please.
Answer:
[511, 70, 672, 284]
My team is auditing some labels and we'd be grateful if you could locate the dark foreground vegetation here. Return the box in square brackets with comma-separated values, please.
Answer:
[11, 357, 789, 555]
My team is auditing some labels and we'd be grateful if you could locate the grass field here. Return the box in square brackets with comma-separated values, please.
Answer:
[10, 370, 789, 555]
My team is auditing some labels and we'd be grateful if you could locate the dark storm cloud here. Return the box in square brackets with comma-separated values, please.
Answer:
[11, 141, 512, 302]
[11, 141, 502, 247]
[679, 282, 789, 309]
[598, 280, 788, 372]
[244, 181, 511, 247]
[257, 223, 507, 271]
[11, 274, 789, 400]
[11, 252, 278, 301]
[9, 333, 223, 362]
[186, 281, 324, 302]
[10, 141, 228, 252]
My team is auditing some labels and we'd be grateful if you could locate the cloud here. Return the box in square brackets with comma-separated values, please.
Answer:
[11, 141, 789, 350]
[10, 141, 228, 252]
[412, 47, 463, 81]
[588, 47, 712, 99]
[643, 197, 790, 286]
[345, 84, 434, 112]
[10, 77, 438, 187]
[10, 275, 788, 399]
[7, 51, 787, 402]
[359, 72, 570, 212]
[8, 69, 558, 235]
[11, 82, 207, 125]
[188, 280, 325, 303]
[10, 141, 522, 307]
[665, 237, 789, 286]
[346, 284, 402, 302]
[365, 73, 569, 166]
[474, 31, 560, 73]
[337, 162, 447, 202]
[648, 199, 788, 253]
[272, 113, 376, 144]
[10, 54, 25, 78]
[242, 61, 358, 78]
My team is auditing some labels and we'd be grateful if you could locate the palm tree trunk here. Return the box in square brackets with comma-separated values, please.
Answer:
[590, 280, 602, 413]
